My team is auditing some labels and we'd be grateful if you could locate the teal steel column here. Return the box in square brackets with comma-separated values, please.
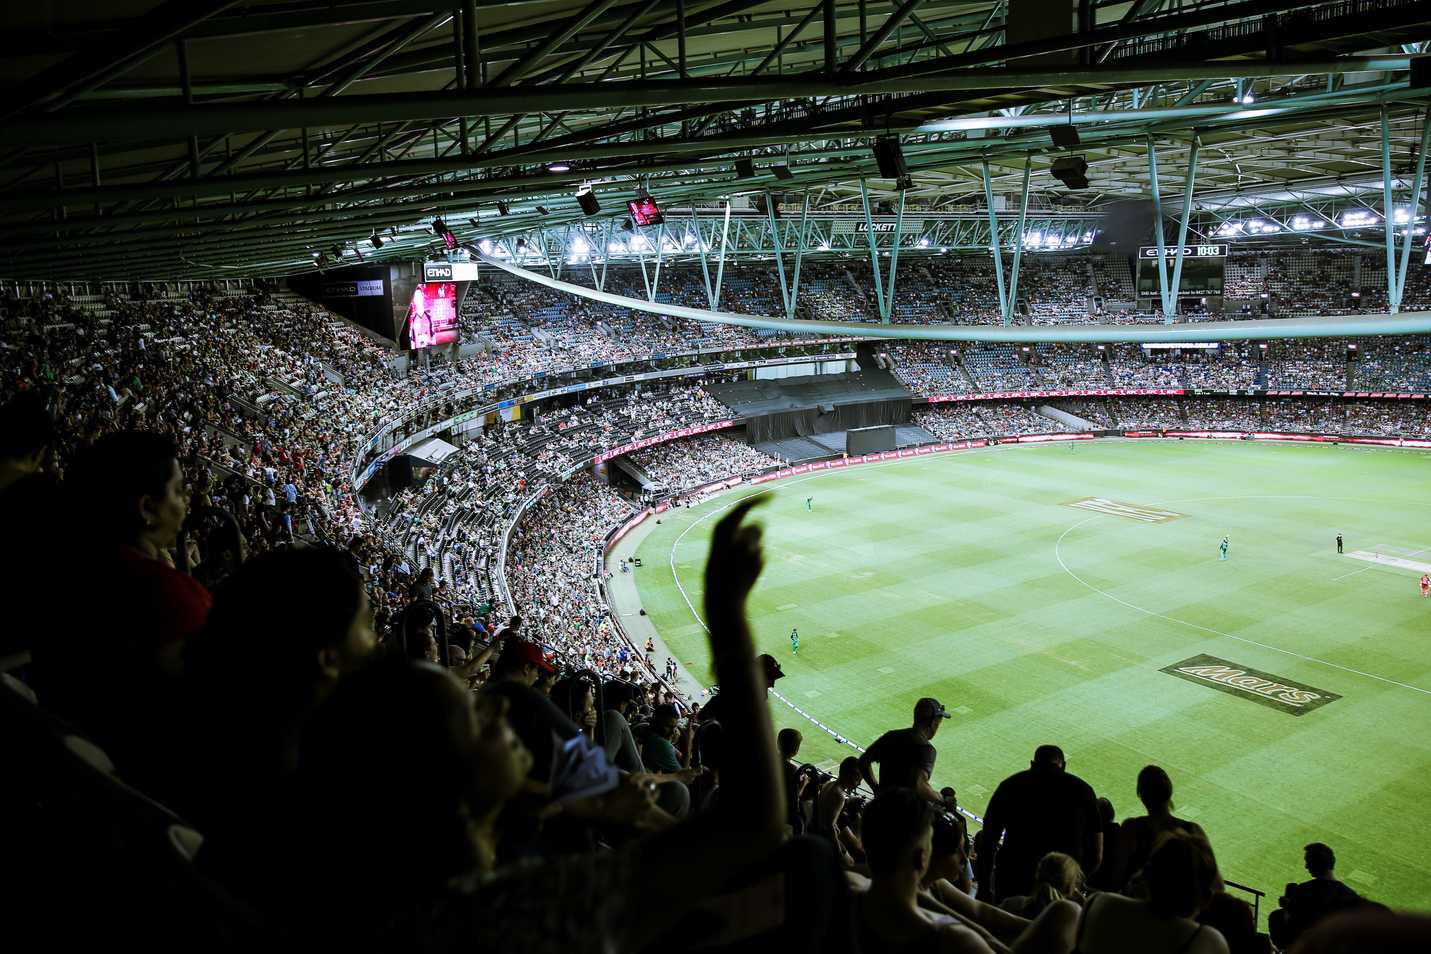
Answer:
[980, 158, 1010, 323]
[713, 203, 731, 310]
[883, 189, 906, 322]
[787, 193, 813, 322]
[1166, 134, 1202, 324]
[1393, 108, 1431, 311]
[859, 178, 888, 321]
[764, 191, 793, 318]
[1148, 136, 1173, 320]
[1005, 157, 1032, 327]
[1381, 107, 1399, 313]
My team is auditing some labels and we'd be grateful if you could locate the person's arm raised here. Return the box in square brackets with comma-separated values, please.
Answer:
[616, 496, 785, 951]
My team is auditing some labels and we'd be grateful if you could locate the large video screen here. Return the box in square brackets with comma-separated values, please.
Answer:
[408, 282, 459, 350]
[627, 195, 664, 227]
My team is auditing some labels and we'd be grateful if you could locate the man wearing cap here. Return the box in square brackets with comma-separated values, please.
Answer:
[694, 652, 783, 769]
[480, 637, 581, 785]
[859, 697, 951, 808]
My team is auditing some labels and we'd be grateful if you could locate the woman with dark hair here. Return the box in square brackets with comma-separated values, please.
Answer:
[1119, 765, 1209, 889]
[1070, 833, 1229, 954]
[180, 545, 375, 822]
[31, 430, 211, 783]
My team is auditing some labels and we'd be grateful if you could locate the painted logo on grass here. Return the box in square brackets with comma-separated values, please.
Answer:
[1065, 497, 1184, 523]
[1161, 654, 1341, 716]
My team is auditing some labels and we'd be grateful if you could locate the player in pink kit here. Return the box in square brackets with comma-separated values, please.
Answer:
[1421, 573, 1429, 598]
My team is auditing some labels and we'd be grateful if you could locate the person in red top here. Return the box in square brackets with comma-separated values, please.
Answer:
[33, 430, 212, 787]
[1421, 574, 1429, 598]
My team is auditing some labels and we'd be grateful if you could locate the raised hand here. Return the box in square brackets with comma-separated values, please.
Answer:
[704, 494, 767, 620]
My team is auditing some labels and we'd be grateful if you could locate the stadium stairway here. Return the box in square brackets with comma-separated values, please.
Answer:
[1039, 405, 1098, 432]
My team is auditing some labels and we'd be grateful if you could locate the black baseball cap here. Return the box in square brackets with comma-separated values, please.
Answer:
[915, 697, 950, 721]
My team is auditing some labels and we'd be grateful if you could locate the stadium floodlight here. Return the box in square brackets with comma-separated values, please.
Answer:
[818, 242, 831, 251]
[478, 239, 493, 254]
[516, 237, 527, 250]
[918, 237, 931, 248]
[547, 163, 571, 173]
[309, 249, 321, 258]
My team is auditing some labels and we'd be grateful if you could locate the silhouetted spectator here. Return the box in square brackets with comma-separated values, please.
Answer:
[976, 745, 1102, 902]
[859, 696, 950, 805]
[1120, 765, 1208, 889]
[1270, 842, 1371, 950]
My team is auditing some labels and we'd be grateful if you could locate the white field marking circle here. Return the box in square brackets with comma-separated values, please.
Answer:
[1053, 493, 1431, 697]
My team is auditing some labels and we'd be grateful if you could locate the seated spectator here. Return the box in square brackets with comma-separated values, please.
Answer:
[479, 637, 578, 785]
[778, 727, 807, 833]
[816, 756, 865, 862]
[0, 391, 59, 664]
[1119, 765, 1208, 890]
[1270, 842, 1373, 951]
[642, 702, 691, 774]
[1071, 833, 1228, 953]
[976, 745, 1102, 903]
[855, 788, 1079, 953]
[1000, 852, 1085, 919]
[601, 679, 645, 772]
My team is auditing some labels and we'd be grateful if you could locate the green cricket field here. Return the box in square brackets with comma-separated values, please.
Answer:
[629, 438, 1431, 916]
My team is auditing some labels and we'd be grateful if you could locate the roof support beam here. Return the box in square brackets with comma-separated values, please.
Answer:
[10, 57, 1413, 145]
[0, 0, 247, 123]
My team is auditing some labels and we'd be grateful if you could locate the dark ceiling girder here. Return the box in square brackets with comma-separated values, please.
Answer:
[7, 55, 1411, 146]
[840, 0, 927, 74]
[0, 0, 249, 123]
[3, 90, 1419, 267]
[853, 0, 1350, 82]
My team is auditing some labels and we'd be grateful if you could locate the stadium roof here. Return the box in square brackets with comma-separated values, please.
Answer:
[0, 0, 1428, 279]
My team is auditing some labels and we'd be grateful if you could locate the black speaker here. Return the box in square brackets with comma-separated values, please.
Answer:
[771, 165, 794, 180]
[873, 135, 907, 179]
[735, 157, 755, 178]
[497, 201, 511, 216]
[1050, 155, 1089, 190]
[1411, 57, 1429, 89]
[576, 190, 600, 215]
[1097, 199, 1157, 252]
[1050, 125, 1081, 148]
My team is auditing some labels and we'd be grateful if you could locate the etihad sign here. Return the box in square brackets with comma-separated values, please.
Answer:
[1160, 654, 1340, 716]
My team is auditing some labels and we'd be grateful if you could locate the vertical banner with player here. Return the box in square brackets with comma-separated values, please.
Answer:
[407, 281, 460, 349]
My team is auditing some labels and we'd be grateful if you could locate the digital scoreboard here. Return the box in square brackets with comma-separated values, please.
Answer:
[1136, 244, 1228, 297]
